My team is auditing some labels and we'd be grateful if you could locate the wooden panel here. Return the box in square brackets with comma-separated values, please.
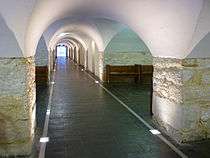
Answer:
[36, 66, 48, 85]
[141, 65, 153, 84]
[105, 64, 153, 84]
[141, 65, 153, 74]
[109, 65, 136, 73]
[106, 65, 140, 83]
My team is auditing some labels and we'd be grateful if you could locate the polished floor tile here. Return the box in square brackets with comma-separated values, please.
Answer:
[44, 57, 180, 158]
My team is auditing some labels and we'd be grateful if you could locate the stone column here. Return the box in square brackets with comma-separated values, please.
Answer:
[98, 51, 104, 81]
[93, 51, 104, 81]
[0, 57, 36, 156]
[153, 57, 210, 143]
[48, 49, 56, 81]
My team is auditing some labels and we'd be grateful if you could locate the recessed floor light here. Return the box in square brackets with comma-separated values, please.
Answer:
[95, 81, 99, 84]
[149, 129, 161, 135]
[51, 82, 55, 85]
[46, 109, 51, 115]
[40, 137, 49, 143]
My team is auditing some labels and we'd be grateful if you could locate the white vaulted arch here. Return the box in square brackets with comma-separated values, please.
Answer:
[23, 0, 204, 59]
[1, 0, 210, 59]
[49, 33, 88, 52]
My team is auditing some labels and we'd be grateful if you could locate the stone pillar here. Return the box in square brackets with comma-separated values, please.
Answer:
[98, 51, 104, 81]
[48, 50, 54, 82]
[93, 51, 104, 81]
[70, 47, 73, 59]
[153, 57, 210, 143]
[0, 57, 36, 156]
[77, 47, 80, 64]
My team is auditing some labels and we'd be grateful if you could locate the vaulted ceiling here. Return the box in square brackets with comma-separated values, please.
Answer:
[0, 0, 210, 58]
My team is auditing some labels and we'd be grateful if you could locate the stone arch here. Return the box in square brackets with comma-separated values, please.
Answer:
[44, 18, 104, 52]
[104, 27, 153, 66]
[49, 32, 88, 52]
[57, 38, 82, 63]
[24, 0, 204, 59]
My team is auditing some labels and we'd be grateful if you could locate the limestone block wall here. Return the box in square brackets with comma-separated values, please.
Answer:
[94, 51, 104, 81]
[182, 58, 210, 141]
[0, 57, 36, 156]
[153, 57, 210, 143]
[104, 52, 152, 66]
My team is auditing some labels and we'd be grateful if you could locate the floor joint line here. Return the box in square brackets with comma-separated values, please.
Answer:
[83, 67, 188, 158]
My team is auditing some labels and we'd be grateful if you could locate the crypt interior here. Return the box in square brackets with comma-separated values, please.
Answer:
[0, 0, 210, 157]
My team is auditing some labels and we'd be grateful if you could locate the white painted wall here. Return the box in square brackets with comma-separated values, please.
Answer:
[188, 32, 210, 58]
[35, 36, 48, 66]
[93, 18, 125, 49]
[0, 14, 22, 57]
[188, 0, 210, 58]
[105, 28, 150, 53]
[0, 0, 36, 57]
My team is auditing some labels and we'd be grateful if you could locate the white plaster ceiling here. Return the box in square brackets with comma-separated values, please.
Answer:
[43, 18, 125, 53]
[51, 33, 89, 51]
[0, 0, 36, 57]
[0, 0, 210, 58]
[46, 20, 103, 51]
[59, 39, 79, 50]
[187, 0, 210, 58]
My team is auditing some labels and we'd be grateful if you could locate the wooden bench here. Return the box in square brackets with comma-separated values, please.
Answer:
[36, 66, 48, 85]
[105, 64, 153, 84]
[106, 65, 141, 83]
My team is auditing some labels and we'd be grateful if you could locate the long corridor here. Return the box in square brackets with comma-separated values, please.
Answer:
[44, 57, 180, 158]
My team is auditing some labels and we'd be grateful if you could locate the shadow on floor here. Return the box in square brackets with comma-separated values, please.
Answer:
[104, 82, 210, 158]
[34, 85, 49, 156]
[34, 57, 210, 158]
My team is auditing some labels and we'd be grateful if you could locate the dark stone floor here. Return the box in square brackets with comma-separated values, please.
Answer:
[34, 57, 210, 158]
[34, 85, 49, 156]
[44, 57, 180, 158]
[104, 83, 152, 122]
[103, 82, 210, 158]
[36, 85, 49, 132]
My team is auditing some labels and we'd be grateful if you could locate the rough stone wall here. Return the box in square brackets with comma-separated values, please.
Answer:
[153, 57, 210, 143]
[94, 51, 104, 81]
[0, 57, 36, 156]
[182, 58, 210, 141]
[104, 52, 152, 66]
